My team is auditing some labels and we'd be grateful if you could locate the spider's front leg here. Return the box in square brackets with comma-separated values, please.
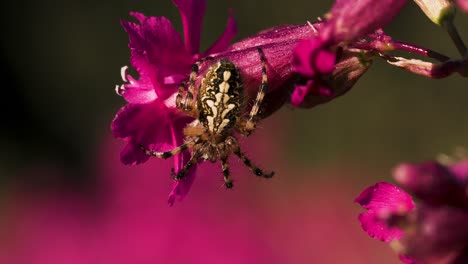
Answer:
[176, 56, 214, 115]
[171, 148, 202, 180]
[140, 141, 195, 159]
[240, 48, 269, 136]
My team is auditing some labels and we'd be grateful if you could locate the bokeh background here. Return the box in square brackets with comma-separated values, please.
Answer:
[1, 0, 467, 263]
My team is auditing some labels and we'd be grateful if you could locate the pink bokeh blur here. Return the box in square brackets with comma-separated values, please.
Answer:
[0, 117, 398, 264]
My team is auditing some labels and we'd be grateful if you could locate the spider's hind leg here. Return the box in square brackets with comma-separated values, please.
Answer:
[241, 47, 269, 136]
[226, 136, 274, 179]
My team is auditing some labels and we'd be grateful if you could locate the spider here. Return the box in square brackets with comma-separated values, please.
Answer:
[140, 48, 274, 188]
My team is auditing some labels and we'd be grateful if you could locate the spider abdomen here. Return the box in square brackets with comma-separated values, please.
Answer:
[198, 59, 243, 134]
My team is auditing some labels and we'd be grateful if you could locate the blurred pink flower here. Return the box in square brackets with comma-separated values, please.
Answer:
[457, 0, 468, 12]
[355, 182, 415, 242]
[356, 159, 468, 264]
[1, 122, 397, 264]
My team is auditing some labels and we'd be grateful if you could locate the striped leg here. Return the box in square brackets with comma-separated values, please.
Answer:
[139, 141, 194, 159]
[221, 156, 233, 188]
[171, 150, 201, 180]
[176, 81, 187, 110]
[243, 48, 268, 136]
[177, 56, 214, 112]
[228, 140, 274, 179]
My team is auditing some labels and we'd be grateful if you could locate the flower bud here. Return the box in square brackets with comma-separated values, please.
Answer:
[413, 0, 455, 26]
[294, 48, 373, 108]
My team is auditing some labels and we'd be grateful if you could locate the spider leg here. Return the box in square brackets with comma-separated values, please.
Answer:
[171, 149, 202, 180]
[226, 136, 274, 179]
[220, 156, 233, 188]
[176, 80, 188, 110]
[242, 47, 268, 136]
[178, 56, 214, 112]
[139, 141, 195, 159]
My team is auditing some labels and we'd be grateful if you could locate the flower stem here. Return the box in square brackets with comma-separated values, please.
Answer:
[352, 40, 450, 62]
[443, 20, 467, 57]
[389, 41, 450, 62]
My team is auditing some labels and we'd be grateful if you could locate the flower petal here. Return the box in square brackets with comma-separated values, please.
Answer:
[355, 182, 415, 212]
[111, 102, 192, 165]
[291, 82, 313, 107]
[167, 121, 198, 206]
[292, 38, 323, 77]
[173, 0, 206, 55]
[457, 0, 468, 12]
[355, 182, 415, 242]
[121, 13, 192, 99]
[399, 255, 422, 264]
[450, 159, 468, 183]
[120, 72, 157, 104]
[393, 161, 466, 206]
[401, 206, 468, 261]
[203, 9, 237, 55]
[326, 0, 408, 43]
[168, 166, 197, 206]
[357, 210, 405, 242]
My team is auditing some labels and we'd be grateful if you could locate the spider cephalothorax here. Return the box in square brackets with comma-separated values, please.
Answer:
[141, 48, 274, 188]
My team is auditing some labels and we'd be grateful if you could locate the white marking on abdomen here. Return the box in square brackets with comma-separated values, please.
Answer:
[223, 71, 231, 81]
[217, 119, 231, 131]
[221, 104, 235, 119]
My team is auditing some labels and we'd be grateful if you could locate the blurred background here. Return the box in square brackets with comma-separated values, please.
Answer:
[1, 0, 467, 263]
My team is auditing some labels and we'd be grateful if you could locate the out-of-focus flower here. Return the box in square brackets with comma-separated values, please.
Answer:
[356, 159, 468, 264]
[413, 0, 455, 26]
[355, 182, 415, 242]
[111, 0, 237, 205]
[0, 133, 399, 264]
[291, 0, 407, 107]
[457, 0, 468, 12]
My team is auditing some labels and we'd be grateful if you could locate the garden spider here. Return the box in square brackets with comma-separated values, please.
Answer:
[140, 48, 274, 188]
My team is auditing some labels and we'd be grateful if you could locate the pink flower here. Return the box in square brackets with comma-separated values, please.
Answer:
[355, 182, 415, 242]
[457, 0, 468, 12]
[291, 0, 407, 107]
[0, 138, 399, 264]
[356, 159, 468, 264]
[111, 0, 237, 205]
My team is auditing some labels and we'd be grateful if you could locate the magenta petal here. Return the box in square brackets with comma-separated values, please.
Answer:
[166, 121, 198, 206]
[315, 49, 336, 74]
[326, 0, 408, 43]
[292, 38, 323, 77]
[120, 141, 150, 165]
[291, 82, 312, 107]
[393, 162, 467, 207]
[173, 0, 206, 55]
[358, 210, 405, 242]
[399, 255, 422, 264]
[457, 0, 468, 12]
[355, 182, 415, 212]
[121, 74, 157, 104]
[450, 160, 468, 183]
[203, 9, 237, 55]
[111, 103, 192, 165]
[355, 182, 415, 242]
[129, 11, 146, 24]
[168, 166, 197, 206]
[121, 14, 192, 98]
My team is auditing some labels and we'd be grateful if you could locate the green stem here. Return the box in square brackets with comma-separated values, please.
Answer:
[443, 20, 467, 57]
